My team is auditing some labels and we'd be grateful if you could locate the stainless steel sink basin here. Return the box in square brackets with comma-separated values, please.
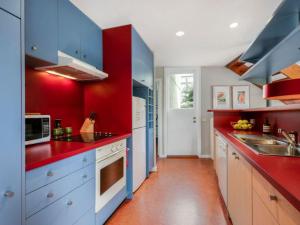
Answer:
[232, 134, 300, 157]
[256, 145, 300, 156]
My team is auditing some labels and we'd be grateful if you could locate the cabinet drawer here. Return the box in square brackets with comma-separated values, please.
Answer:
[253, 190, 279, 225]
[26, 164, 94, 217]
[275, 190, 300, 225]
[74, 208, 95, 225]
[252, 169, 278, 219]
[26, 150, 95, 193]
[26, 180, 94, 225]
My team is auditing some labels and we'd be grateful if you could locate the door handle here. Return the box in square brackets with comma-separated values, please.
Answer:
[4, 191, 15, 198]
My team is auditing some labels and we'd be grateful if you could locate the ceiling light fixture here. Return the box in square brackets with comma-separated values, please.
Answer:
[229, 22, 239, 29]
[176, 31, 185, 37]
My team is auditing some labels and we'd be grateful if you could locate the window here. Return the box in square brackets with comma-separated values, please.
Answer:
[169, 73, 194, 109]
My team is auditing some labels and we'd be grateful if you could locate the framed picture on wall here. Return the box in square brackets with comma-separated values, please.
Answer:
[212, 86, 232, 109]
[232, 85, 250, 109]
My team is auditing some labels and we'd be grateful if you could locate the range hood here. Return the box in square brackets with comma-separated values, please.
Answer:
[36, 51, 108, 81]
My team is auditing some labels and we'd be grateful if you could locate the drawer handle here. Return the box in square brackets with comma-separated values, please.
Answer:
[67, 200, 73, 206]
[47, 192, 54, 198]
[82, 174, 88, 179]
[47, 171, 54, 177]
[269, 195, 278, 201]
[4, 191, 15, 198]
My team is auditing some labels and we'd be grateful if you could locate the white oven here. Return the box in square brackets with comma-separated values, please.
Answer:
[95, 139, 127, 213]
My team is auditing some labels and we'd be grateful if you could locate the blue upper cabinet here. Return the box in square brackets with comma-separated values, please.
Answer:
[25, 0, 103, 68]
[0, 0, 20, 18]
[0, 9, 22, 225]
[58, 0, 82, 59]
[59, 0, 103, 69]
[132, 27, 154, 89]
[25, 0, 58, 65]
[81, 16, 103, 69]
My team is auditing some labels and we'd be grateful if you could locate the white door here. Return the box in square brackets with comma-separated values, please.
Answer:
[164, 68, 201, 156]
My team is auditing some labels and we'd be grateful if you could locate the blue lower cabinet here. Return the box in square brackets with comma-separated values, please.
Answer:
[126, 138, 133, 199]
[26, 164, 94, 217]
[0, 0, 20, 18]
[96, 187, 127, 225]
[0, 9, 22, 225]
[26, 151, 95, 194]
[147, 128, 154, 173]
[74, 208, 95, 225]
[26, 179, 94, 225]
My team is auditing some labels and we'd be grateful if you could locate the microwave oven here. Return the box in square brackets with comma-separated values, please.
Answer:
[25, 115, 51, 145]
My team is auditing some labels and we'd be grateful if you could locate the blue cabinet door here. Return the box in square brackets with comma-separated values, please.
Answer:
[0, 0, 20, 17]
[80, 18, 103, 69]
[58, 0, 82, 59]
[25, 0, 58, 65]
[132, 27, 154, 89]
[147, 128, 154, 173]
[0, 9, 22, 225]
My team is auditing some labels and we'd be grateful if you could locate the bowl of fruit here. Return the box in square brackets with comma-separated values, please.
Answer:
[231, 120, 253, 130]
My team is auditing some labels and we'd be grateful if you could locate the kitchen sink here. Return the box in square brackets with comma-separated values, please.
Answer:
[232, 134, 300, 157]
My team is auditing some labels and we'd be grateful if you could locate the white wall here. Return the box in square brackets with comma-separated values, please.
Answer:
[200, 66, 266, 155]
[155, 66, 267, 157]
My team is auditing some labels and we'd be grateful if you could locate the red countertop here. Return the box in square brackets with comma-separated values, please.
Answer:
[26, 133, 131, 171]
[215, 127, 300, 212]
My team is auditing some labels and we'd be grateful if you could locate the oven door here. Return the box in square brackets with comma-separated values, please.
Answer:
[95, 148, 126, 213]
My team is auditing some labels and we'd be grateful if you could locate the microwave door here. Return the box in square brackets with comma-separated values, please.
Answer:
[26, 118, 43, 141]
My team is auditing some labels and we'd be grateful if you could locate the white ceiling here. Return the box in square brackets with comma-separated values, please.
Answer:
[72, 0, 282, 67]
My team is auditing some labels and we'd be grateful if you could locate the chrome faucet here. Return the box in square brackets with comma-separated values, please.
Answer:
[281, 130, 296, 146]
[281, 130, 298, 155]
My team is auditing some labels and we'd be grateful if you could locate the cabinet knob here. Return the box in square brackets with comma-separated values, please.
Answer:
[47, 171, 54, 177]
[67, 200, 73, 206]
[232, 152, 237, 156]
[83, 158, 87, 163]
[4, 191, 15, 198]
[31, 46, 38, 51]
[83, 54, 87, 59]
[82, 174, 88, 179]
[235, 156, 240, 160]
[75, 50, 79, 55]
[47, 192, 54, 198]
[141, 80, 145, 82]
[269, 195, 278, 201]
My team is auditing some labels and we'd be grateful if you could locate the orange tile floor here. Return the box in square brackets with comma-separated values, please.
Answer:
[106, 158, 231, 225]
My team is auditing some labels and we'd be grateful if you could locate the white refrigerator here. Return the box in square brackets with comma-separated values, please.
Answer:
[132, 96, 146, 192]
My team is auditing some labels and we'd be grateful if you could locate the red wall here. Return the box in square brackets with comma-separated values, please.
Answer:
[243, 111, 300, 138]
[212, 110, 300, 143]
[213, 112, 242, 129]
[26, 25, 133, 135]
[26, 67, 84, 132]
[84, 25, 133, 134]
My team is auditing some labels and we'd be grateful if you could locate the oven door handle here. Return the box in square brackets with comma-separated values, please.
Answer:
[96, 148, 125, 163]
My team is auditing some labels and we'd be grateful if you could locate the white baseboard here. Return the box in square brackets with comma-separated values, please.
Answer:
[151, 166, 158, 172]
[199, 154, 212, 159]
